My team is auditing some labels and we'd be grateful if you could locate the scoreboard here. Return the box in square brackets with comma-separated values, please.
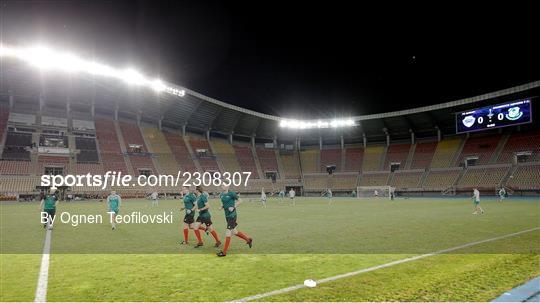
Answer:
[456, 99, 532, 134]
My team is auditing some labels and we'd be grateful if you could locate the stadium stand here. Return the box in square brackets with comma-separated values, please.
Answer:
[300, 149, 319, 173]
[0, 105, 9, 141]
[128, 155, 157, 176]
[457, 165, 510, 190]
[256, 147, 279, 174]
[8, 111, 36, 125]
[189, 136, 219, 172]
[304, 173, 359, 191]
[163, 131, 197, 172]
[37, 155, 70, 175]
[0, 61, 538, 200]
[329, 173, 358, 191]
[383, 143, 411, 170]
[230, 178, 275, 193]
[280, 151, 301, 179]
[0, 160, 31, 175]
[320, 148, 342, 172]
[303, 174, 331, 191]
[477, 165, 511, 189]
[497, 130, 540, 163]
[2, 131, 32, 160]
[359, 171, 389, 186]
[152, 153, 180, 175]
[141, 126, 181, 175]
[99, 153, 129, 175]
[430, 137, 462, 168]
[422, 168, 461, 191]
[72, 163, 104, 175]
[94, 117, 129, 174]
[457, 133, 502, 166]
[74, 137, 97, 150]
[212, 139, 242, 173]
[234, 144, 259, 178]
[410, 141, 437, 169]
[457, 167, 485, 190]
[506, 163, 540, 190]
[75, 137, 99, 163]
[0, 176, 40, 193]
[391, 170, 424, 189]
[343, 147, 363, 172]
[118, 121, 156, 175]
[362, 146, 385, 171]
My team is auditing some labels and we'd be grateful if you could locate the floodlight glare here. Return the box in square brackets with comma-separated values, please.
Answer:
[26, 46, 55, 69]
[0, 45, 16, 57]
[88, 61, 119, 77]
[122, 69, 146, 85]
[279, 118, 356, 129]
[151, 79, 167, 92]
[0, 44, 186, 98]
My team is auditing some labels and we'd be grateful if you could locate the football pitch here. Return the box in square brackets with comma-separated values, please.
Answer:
[1, 197, 539, 301]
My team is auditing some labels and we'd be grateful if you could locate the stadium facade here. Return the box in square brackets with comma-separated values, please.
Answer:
[0, 59, 539, 200]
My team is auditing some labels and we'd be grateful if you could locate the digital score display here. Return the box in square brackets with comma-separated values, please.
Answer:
[456, 99, 532, 134]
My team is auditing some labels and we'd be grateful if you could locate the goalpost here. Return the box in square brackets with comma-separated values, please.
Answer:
[356, 186, 394, 200]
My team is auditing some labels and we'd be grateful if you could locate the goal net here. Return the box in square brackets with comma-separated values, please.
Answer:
[356, 186, 394, 199]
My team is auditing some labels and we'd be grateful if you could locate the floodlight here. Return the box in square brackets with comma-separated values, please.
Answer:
[26, 46, 55, 69]
[279, 118, 356, 129]
[88, 61, 119, 77]
[0, 45, 16, 57]
[151, 79, 166, 92]
[122, 69, 146, 85]
[0, 44, 187, 98]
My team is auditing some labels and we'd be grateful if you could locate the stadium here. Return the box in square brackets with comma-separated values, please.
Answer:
[0, 54, 539, 199]
[0, 3, 539, 303]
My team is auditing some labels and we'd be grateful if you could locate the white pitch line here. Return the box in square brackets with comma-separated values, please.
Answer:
[34, 228, 52, 302]
[234, 226, 540, 302]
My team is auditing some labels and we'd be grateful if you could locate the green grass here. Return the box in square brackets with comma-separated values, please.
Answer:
[263, 232, 540, 302]
[1, 197, 539, 301]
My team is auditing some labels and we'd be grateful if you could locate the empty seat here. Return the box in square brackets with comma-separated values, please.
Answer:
[498, 130, 540, 163]
[383, 143, 411, 170]
[163, 132, 197, 172]
[391, 171, 424, 189]
[256, 147, 279, 173]
[343, 147, 363, 172]
[410, 142, 437, 169]
[457, 134, 501, 165]
[234, 145, 259, 178]
[362, 146, 385, 171]
[422, 169, 461, 190]
[359, 172, 389, 186]
[189, 137, 219, 172]
[430, 138, 462, 168]
[0, 160, 31, 175]
[320, 148, 342, 172]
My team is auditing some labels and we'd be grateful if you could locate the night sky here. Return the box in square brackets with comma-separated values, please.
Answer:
[1, 1, 538, 118]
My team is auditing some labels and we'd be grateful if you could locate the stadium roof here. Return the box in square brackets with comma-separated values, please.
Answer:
[0, 59, 539, 143]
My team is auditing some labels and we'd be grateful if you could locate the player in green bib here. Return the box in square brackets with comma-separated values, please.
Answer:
[180, 187, 197, 245]
[107, 191, 122, 230]
[192, 186, 221, 248]
[322, 188, 333, 205]
[217, 185, 252, 257]
[278, 189, 285, 202]
[40, 187, 58, 230]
